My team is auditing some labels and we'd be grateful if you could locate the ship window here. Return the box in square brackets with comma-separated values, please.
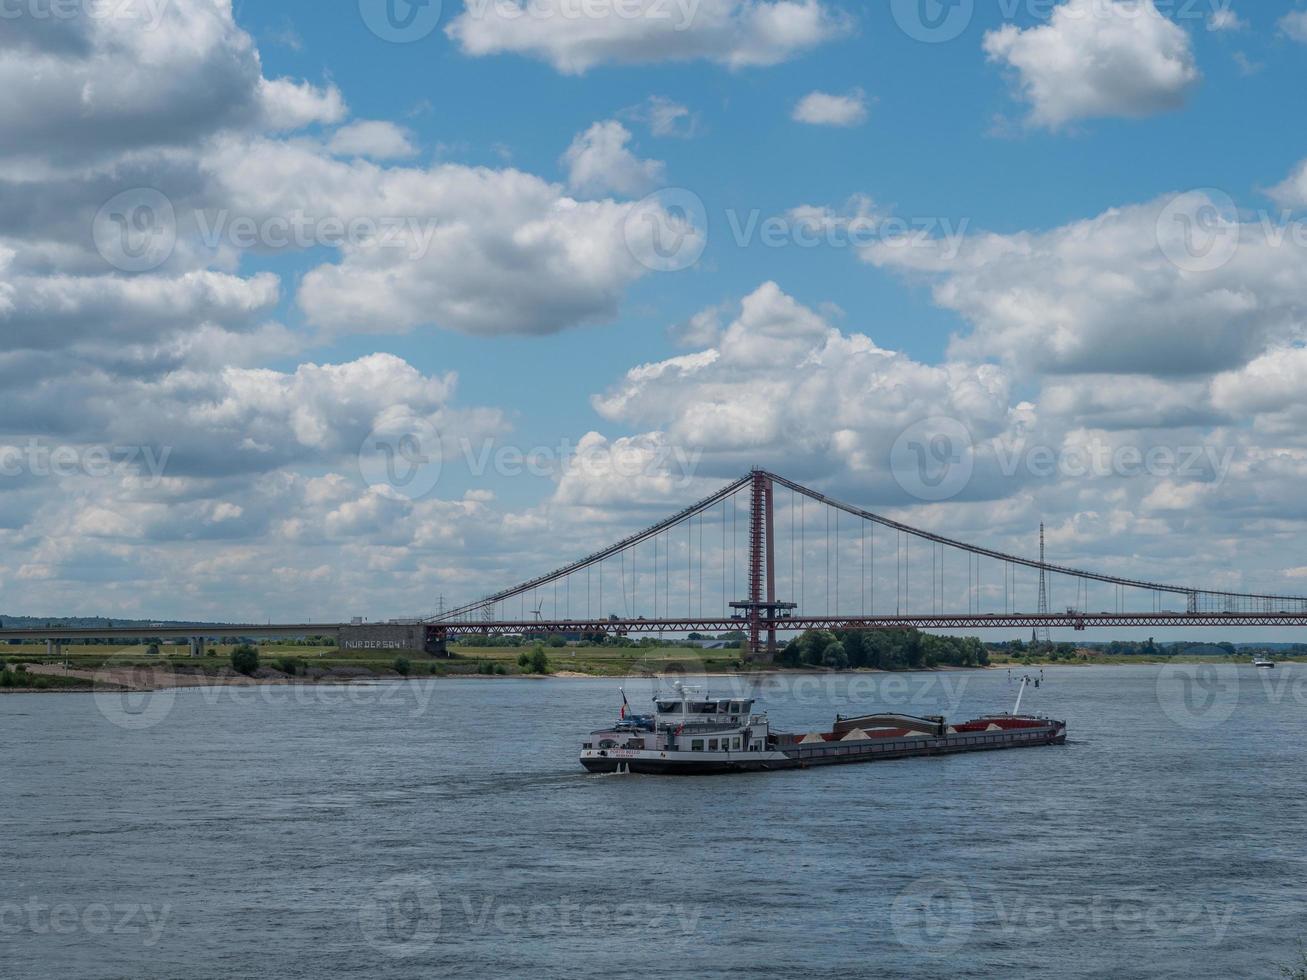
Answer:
[732, 737, 741, 751]
[691, 739, 704, 751]
[656, 701, 679, 712]
[708, 739, 719, 751]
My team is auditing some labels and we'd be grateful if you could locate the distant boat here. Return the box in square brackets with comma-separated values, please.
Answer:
[1253, 656, 1275, 669]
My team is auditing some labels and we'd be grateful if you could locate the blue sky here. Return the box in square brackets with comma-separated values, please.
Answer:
[240, 0, 1304, 408]
[4, 0, 1307, 630]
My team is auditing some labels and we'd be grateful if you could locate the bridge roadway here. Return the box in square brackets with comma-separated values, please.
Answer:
[6, 611, 1306, 646]
[0, 624, 344, 643]
[437, 612, 1307, 637]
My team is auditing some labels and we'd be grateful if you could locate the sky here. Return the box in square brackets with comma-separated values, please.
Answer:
[3, 0, 1307, 635]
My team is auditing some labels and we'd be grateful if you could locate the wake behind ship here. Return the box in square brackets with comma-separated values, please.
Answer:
[581, 680, 1066, 776]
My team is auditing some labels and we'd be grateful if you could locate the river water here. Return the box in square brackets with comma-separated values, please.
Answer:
[3, 664, 1305, 979]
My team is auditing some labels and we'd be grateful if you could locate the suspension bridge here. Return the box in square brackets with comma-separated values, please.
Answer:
[428, 469, 1307, 658]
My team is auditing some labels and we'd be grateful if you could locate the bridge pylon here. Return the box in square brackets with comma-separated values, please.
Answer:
[729, 470, 795, 661]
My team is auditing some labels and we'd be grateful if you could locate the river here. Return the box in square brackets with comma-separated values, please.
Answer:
[3, 664, 1304, 978]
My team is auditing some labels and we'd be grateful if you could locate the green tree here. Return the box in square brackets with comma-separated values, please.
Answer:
[529, 645, 552, 674]
[822, 641, 849, 669]
[393, 657, 411, 676]
[231, 644, 260, 676]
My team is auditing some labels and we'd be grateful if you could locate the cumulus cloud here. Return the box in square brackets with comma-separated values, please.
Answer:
[563, 120, 666, 197]
[593, 282, 1013, 483]
[626, 96, 699, 138]
[197, 140, 675, 337]
[0, 1, 343, 163]
[1280, 11, 1307, 42]
[327, 120, 418, 160]
[866, 191, 1307, 377]
[1270, 159, 1307, 207]
[792, 89, 869, 127]
[446, 0, 850, 74]
[983, 0, 1200, 128]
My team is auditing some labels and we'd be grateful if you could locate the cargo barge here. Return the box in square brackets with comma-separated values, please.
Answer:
[580, 680, 1066, 775]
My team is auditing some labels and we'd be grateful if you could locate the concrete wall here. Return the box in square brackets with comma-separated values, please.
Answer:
[338, 624, 439, 656]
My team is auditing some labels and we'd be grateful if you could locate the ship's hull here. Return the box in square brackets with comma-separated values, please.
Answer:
[581, 722, 1066, 775]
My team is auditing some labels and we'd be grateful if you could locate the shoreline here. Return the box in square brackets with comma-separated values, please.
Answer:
[0, 658, 1293, 693]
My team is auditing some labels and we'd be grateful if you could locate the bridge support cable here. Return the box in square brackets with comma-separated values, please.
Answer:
[428, 472, 753, 623]
[762, 471, 1307, 616]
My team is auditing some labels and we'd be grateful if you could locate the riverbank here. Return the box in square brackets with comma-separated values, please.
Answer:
[0, 656, 1296, 693]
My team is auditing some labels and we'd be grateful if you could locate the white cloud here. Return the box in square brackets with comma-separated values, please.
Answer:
[1207, 7, 1245, 31]
[1270, 159, 1307, 207]
[258, 77, 348, 131]
[328, 120, 418, 160]
[630, 96, 699, 138]
[1280, 10, 1307, 42]
[199, 139, 673, 337]
[867, 191, 1307, 377]
[446, 0, 850, 74]
[0, 1, 343, 162]
[983, 0, 1200, 128]
[792, 89, 868, 127]
[563, 120, 666, 197]
[593, 282, 1013, 482]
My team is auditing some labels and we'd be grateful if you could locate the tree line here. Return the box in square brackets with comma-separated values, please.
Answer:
[778, 629, 990, 671]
